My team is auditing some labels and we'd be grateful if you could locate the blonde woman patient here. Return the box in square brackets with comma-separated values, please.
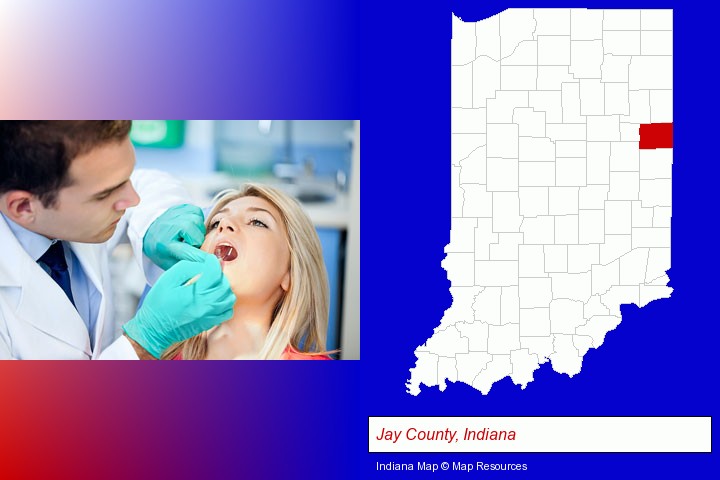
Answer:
[162, 184, 332, 360]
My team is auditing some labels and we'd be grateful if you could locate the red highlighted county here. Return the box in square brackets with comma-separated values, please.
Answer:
[639, 123, 673, 149]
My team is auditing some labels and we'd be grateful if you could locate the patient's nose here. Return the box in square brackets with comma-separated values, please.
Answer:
[218, 217, 235, 233]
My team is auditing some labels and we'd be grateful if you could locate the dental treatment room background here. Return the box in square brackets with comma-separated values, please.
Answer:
[1, 1, 719, 480]
[111, 120, 359, 358]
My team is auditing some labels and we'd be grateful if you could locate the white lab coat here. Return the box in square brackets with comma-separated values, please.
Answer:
[0, 169, 192, 360]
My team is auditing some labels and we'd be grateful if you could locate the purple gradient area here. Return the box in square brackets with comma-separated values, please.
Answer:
[0, 0, 359, 118]
[0, 362, 362, 478]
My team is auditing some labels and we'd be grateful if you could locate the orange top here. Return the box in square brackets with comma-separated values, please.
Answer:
[281, 345, 332, 360]
[173, 345, 332, 360]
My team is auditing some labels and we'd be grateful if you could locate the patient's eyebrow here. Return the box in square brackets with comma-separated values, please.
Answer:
[247, 206, 278, 223]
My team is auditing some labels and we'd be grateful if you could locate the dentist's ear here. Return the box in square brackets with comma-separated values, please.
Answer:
[2, 190, 37, 226]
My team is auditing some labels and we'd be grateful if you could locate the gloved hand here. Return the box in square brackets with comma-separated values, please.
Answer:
[143, 204, 207, 271]
[123, 254, 235, 358]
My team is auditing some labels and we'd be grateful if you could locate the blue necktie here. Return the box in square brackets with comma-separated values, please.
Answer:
[39, 241, 76, 307]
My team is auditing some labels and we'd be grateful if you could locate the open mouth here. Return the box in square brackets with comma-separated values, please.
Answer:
[214, 243, 238, 262]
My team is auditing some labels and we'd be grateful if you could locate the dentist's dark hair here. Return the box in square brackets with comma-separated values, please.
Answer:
[0, 121, 132, 207]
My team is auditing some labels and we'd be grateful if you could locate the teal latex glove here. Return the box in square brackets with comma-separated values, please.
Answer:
[123, 254, 236, 358]
[143, 204, 207, 271]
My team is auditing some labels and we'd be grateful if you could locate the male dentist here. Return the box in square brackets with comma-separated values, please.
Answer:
[0, 121, 235, 359]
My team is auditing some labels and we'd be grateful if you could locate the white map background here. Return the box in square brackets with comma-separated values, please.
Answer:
[407, 8, 673, 395]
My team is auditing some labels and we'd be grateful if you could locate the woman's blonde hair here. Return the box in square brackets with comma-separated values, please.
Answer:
[161, 183, 330, 360]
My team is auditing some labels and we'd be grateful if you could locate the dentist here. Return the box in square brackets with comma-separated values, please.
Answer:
[0, 121, 235, 359]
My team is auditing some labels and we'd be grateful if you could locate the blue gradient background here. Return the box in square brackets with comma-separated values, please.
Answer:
[0, 0, 358, 118]
[0, 1, 718, 479]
